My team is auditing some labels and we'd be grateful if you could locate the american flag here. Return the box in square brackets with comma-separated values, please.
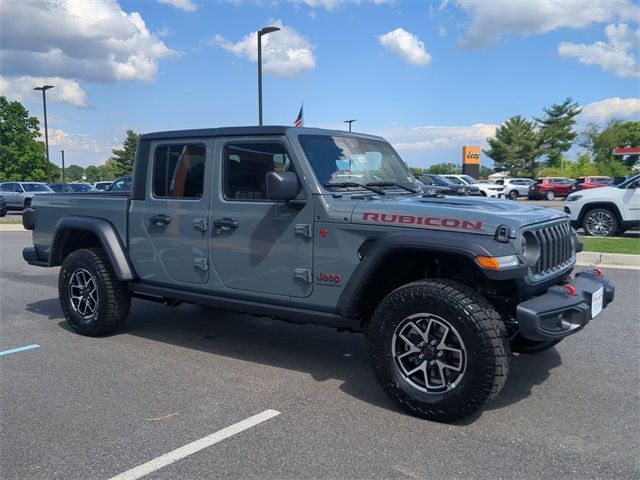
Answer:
[293, 104, 303, 127]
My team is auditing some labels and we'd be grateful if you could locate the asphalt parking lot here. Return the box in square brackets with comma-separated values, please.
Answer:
[1, 231, 639, 480]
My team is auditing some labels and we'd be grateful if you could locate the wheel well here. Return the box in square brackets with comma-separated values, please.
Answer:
[577, 202, 621, 225]
[52, 228, 102, 265]
[354, 249, 513, 325]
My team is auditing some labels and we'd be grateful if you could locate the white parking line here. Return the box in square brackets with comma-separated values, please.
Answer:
[107, 409, 281, 480]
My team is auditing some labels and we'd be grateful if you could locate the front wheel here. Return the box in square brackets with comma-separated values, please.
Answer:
[367, 279, 509, 422]
[583, 208, 619, 237]
[508, 190, 519, 200]
[59, 248, 131, 336]
[545, 190, 555, 201]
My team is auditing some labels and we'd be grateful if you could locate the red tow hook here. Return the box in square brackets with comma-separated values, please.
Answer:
[562, 284, 576, 297]
[593, 267, 603, 278]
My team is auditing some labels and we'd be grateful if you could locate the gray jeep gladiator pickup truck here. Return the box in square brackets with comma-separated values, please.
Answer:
[23, 126, 614, 422]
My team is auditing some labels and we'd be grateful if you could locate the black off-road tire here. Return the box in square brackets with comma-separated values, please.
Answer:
[59, 248, 130, 336]
[367, 279, 509, 423]
[510, 335, 562, 354]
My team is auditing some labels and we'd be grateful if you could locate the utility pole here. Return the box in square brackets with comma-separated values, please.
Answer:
[257, 26, 280, 126]
[344, 119, 357, 132]
[33, 85, 55, 183]
[61, 150, 65, 183]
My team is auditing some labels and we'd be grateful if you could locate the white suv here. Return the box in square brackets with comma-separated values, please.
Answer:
[442, 174, 505, 198]
[564, 174, 640, 236]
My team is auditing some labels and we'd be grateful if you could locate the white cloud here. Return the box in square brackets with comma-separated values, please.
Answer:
[0, 0, 174, 83]
[448, 0, 640, 48]
[579, 97, 640, 122]
[212, 20, 315, 77]
[378, 28, 431, 66]
[157, 0, 198, 11]
[382, 124, 497, 152]
[438, 25, 447, 37]
[47, 129, 103, 154]
[0, 76, 88, 108]
[558, 23, 640, 78]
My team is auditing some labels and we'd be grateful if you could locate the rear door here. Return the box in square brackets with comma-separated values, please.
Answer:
[210, 137, 314, 298]
[129, 138, 212, 285]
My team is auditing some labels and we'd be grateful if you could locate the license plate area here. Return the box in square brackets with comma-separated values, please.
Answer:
[591, 287, 603, 318]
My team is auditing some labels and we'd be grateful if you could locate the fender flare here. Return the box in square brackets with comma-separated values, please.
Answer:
[50, 216, 136, 281]
[335, 229, 525, 318]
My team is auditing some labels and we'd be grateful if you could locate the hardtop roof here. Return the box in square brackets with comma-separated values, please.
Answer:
[139, 126, 385, 142]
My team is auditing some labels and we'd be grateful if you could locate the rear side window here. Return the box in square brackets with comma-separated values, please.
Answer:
[153, 144, 205, 198]
[223, 142, 292, 201]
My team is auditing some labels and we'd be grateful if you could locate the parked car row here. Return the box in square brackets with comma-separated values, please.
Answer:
[0, 176, 133, 211]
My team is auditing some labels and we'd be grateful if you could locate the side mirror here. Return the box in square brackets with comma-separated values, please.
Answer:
[15, 187, 23, 192]
[266, 171, 300, 201]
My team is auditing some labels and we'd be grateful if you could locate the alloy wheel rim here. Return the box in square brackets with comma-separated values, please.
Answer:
[392, 313, 466, 394]
[586, 212, 613, 236]
[69, 268, 99, 318]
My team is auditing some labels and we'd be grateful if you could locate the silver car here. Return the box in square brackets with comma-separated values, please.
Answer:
[496, 178, 535, 200]
[0, 181, 53, 210]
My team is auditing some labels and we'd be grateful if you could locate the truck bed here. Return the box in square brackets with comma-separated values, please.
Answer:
[31, 192, 130, 260]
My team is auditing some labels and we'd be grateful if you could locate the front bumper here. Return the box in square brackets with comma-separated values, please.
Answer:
[516, 268, 614, 341]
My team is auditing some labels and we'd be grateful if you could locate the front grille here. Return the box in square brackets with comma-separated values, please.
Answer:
[530, 220, 574, 278]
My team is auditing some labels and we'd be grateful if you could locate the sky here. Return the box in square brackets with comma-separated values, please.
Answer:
[0, 0, 639, 170]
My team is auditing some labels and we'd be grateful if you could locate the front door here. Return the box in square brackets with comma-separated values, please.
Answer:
[129, 138, 212, 285]
[210, 137, 314, 298]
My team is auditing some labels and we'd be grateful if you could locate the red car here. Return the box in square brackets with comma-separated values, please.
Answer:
[527, 177, 574, 200]
[571, 176, 611, 191]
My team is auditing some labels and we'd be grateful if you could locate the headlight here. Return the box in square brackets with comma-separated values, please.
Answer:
[519, 231, 541, 266]
[475, 255, 520, 269]
[566, 195, 582, 202]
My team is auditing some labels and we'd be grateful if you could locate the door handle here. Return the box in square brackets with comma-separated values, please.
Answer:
[149, 214, 172, 225]
[213, 218, 239, 230]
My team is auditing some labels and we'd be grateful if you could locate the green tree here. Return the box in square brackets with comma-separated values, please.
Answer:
[479, 166, 494, 179]
[484, 115, 541, 177]
[581, 120, 640, 168]
[425, 162, 461, 174]
[109, 129, 140, 175]
[65, 164, 85, 182]
[535, 97, 581, 167]
[0, 96, 57, 182]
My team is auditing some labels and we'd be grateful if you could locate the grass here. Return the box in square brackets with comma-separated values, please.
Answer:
[0, 217, 23, 224]
[581, 236, 640, 255]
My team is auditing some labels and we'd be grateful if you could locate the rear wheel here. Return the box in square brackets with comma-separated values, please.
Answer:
[508, 190, 519, 200]
[583, 208, 619, 237]
[545, 190, 555, 201]
[367, 279, 509, 422]
[59, 248, 130, 336]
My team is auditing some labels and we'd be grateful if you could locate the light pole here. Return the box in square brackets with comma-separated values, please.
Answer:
[344, 119, 356, 132]
[60, 150, 65, 183]
[257, 26, 280, 126]
[34, 85, 55, 183]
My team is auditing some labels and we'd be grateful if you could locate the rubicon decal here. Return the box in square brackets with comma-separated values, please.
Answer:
[362, 212, 483, 231]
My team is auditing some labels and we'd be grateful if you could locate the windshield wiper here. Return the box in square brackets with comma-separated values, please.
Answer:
[324, 182, 386, 195]
[366, 181, 419, 193]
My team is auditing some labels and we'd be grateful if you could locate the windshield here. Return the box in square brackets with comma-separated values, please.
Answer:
[299, 135, 415, 189]
[70, 184, 94, 192]
[429, 175, 455, 186]
[459, 175, 477, 184]
[23, 183, 51, 192]
[618, 174, 640, 189]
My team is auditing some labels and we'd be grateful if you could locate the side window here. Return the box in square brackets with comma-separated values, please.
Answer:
[0, 184, 8, 192]
[223, 142, 292, 201]
[153, 143, 205, 198]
